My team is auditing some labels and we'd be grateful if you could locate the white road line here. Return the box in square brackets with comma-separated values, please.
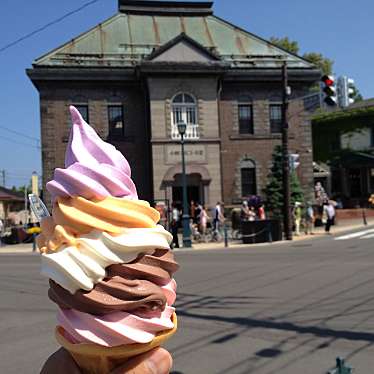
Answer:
[335, 229, 374, 240]
[360, 233, 374, 239]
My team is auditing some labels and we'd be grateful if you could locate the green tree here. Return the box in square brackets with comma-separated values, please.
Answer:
[264, 145, 304, 219]
[269, 36, 299, 54]
[270, 36, 333, 76]
[302, 52, 333, 76]
[11, 184, 31, 195]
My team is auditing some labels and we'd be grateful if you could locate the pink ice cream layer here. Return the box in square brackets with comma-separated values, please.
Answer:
[162, 279, 177, 306]
[57, 306, 175, 347]
[47, 106, 137, 201]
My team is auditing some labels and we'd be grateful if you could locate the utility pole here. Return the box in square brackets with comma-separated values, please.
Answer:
[282, 62, 292, 240]
[1, 170, 5, 187]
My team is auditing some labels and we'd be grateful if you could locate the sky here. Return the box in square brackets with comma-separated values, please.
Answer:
[0, 0, 372, 189]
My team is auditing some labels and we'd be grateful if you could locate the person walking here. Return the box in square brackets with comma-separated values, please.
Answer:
[199, 205, 208, 242]
[293, 202, 302, 236]
[304, 202, 314, 235]
[248, 206, 256, 221]
[240, 201, 250, 221]
[324, 201, 336, 234]
[170, 204, 180, 248]
[213, 202, 224, 240]
[258, 204, 266, 220]
[0, 219, 3, 247]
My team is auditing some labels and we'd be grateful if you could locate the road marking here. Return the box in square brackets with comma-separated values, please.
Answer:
[360, 233, 374, 239]
[335, 229, 374, 240]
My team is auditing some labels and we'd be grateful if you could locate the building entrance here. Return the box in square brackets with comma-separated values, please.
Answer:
[172, 186, 200, 207]
[171, 173, 203, 208]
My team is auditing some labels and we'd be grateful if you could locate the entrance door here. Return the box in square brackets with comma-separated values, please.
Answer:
[349, 168, 362, 197]
[172, 186, 200, 207]
[171, 173, 203, 208]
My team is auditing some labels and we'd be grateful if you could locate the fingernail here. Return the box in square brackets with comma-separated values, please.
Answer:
[146, 348, 172, 374]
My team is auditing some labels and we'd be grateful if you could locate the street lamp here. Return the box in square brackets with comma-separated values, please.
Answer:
[177, 121, 192, 248]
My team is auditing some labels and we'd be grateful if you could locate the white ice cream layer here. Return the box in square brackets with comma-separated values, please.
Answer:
[41, 225, 172, 294]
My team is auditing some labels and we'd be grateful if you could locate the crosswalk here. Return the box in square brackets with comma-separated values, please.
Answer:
[335, 229, 374, 240]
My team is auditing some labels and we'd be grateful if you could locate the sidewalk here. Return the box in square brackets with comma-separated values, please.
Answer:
[184, 217, 373, 251]
[0, 217, 371, 254]
[0, 242, 35, 254]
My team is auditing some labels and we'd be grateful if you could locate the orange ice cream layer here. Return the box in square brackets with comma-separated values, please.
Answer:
[37, 196, 160, 253]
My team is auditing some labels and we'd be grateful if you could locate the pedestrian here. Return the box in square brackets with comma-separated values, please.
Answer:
[213, 202, 224, 240]
[190, 200, 196, 224]
[304, 202, 314, 235]
[293, 202, 302, 236]
[240, 201, 250, 221]
[0, 219, 3, 247]
[324, 200, 336, 234]
[194, 202, 202, 226]
[248, 206, 256, 221]
[199, 205, 208, 241]
[258, 204, 266, 220]
[170, 203, 180, 248]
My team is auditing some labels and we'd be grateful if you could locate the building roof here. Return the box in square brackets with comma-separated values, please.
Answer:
[330, 151, 374, 168]
[0, 187, 24, 202]
[348, 98, 374, 110]
[32, 1, 315, 70]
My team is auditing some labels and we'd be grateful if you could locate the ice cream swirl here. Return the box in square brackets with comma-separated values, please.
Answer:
[47, 249, 178, 314]
[40, 228, 173, 294]
[47, 106, 137, 201]
[53, 196, 160, 235]
[57, 306, 175, 346]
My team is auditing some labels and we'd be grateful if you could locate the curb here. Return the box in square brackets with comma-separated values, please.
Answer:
[174, 223, 374, 252]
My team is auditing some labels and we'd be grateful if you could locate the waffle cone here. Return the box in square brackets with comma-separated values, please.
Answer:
[55, 312, 177, 374]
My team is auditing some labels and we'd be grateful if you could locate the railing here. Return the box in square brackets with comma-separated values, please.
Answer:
[171, 124, 200, 140]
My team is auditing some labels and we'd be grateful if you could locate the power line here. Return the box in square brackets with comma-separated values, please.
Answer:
[0, 135, 40, 149]
[0, 0, 101, 54]
[0, 125, 39, 142]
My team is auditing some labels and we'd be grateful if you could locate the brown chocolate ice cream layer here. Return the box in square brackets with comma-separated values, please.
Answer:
[49, 277, 167, 315]
[108, 248, 179, 286]
[49, 248, 179, 315]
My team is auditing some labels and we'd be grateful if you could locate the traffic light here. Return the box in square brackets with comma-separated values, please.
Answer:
[338, 76, 355, 108]
[321, 75, 337, 106]
[289, 153, 300, 170]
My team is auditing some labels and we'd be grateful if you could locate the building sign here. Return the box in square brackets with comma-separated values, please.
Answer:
[165, 145, 207, 164]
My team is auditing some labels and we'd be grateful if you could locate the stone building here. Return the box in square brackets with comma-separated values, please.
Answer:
[27, 0, 320, 209]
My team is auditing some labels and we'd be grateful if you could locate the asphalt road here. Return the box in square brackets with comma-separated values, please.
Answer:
[1, 228, 374, 373]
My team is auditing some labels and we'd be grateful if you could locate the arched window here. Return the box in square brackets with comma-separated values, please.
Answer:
[171, 93, 199, 139]
[240, 159, 257, 197]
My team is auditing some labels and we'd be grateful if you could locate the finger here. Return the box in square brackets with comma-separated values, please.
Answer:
[111, 348, 173, 374]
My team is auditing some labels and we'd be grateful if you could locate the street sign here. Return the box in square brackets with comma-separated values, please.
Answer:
[289, 153, 300, 170]
[28, 194, 50, 221]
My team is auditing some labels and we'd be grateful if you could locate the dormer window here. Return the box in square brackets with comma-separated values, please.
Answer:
[171, 93, 199, 140]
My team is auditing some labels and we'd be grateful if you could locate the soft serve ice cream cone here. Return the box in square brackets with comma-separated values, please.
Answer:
[38, 106, 179, 374]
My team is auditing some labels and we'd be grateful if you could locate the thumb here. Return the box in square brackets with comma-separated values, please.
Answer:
[111, 348, 173, 374]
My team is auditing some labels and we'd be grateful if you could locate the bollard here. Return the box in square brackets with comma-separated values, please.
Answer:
[328, 357, 353, 374]
[267, 221, 273, 243]
[32, 233, 37, 252]
[224, 223, 228, 248]
[362, 208, 368, 226]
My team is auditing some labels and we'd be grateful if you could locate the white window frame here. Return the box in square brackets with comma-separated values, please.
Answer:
[171, 93, 199, 140]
